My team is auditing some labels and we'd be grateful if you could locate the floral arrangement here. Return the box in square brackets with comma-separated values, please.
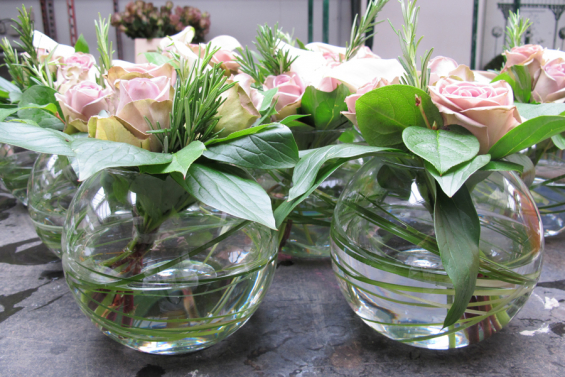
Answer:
[0, 0, 564, 351]
[111, 1, 211, 42]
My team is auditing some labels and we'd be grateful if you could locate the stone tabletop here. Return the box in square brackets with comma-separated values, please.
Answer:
[0, 187, 564, 377]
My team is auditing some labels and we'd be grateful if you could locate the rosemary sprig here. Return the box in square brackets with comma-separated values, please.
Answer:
[389, 0, 433, 93]
[236, 23, 297, 84]
[1, 37, 26, 89]
[505, 11, 532, 50]
[12, 5, 38, 66]
[346, 0, 389, 61]
[95, 14, 114, 88]
[149, 46, 235, 153]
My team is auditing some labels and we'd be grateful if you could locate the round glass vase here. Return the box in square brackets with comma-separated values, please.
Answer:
[27, 154, 79, 258]
[331, 155, 543, 349]
[0, 144, 39, 205]
[62, 169, 278, 355]
[262, 128, 362, 258]
[528, 150, 565, 237]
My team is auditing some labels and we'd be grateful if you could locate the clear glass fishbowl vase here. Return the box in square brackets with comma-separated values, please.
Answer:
[27, 154, 79, 258]
[62, 169, 278, 355]
[0, 144, 39, 205]
[331, 154, 543, 349]
[528, 150, 565, 237]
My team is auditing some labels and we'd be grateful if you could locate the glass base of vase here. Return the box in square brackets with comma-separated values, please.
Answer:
[280, 223, 331, 259]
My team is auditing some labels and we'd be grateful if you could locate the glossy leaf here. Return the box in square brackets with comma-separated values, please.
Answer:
[0, 103, 57, 122]
[503, 154, 534, 187]
[515, 103, 565, 119]
[298, 84, 350, 130]
[356, 85, 444, 147]
[403, 125, 480, 175]
[144, 52, 172, 66]
[488, 116, 565, 159]
[174, 163, 276, 229]
[140, 141, 205, 176]
[480, 160, 524, 173]
[204, 124, 299, 169]
[17, 108, 64, 130]
[0, 121, 74, 156]
[426, 155, 491, 197]
[204, 124, 272, 146]
[275, 160, 345, 228]
[289, 144, 396, 200]
[492, 66, 531, 103]
[0, 77, 20, 94]
[259, 88, 278, 112]
[434, 185, 481, 328]
[71, 138, 172, 181]
[74, 34, 90, 53]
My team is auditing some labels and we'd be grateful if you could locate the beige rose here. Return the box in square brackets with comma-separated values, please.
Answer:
[107, 61, 176, 88]
[428, 56, 474, 85]
[532, 58, 565, 103]
[503, 44, 545, 82]
[429, 78, 521, 154]
[54, 53, 98, 94]
[87, 116, 151, 151]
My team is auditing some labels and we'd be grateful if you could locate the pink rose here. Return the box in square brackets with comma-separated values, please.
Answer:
[342, 77, 394, 126]
[532, 58, 565, 103]
[264, 72, 306, 114]
[116, 77, 171, 113]
[107, 61, 176, 88]
[503, 44, 545, 82]
[428, 56, 474, 85]
[429, 78, 521, 154]
[55, 53, 97, 94]
[55, 81, 112, 133]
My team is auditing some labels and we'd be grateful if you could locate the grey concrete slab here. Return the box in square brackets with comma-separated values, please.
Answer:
[0, 186, 564, 377]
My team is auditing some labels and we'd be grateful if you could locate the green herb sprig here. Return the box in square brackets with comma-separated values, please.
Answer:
[95, 14, 114, 88]
[390, 0, 433, 93]
[149, 46, 235, 153]
[1, 37, 26, 89]
[505, 11, 532, 50]
[346, 0, 389, 61]
[236, 23, 297, 85]
[12, 5, 38, 66]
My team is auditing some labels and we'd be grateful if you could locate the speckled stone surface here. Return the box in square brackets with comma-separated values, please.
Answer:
[0, 186, 564, 377]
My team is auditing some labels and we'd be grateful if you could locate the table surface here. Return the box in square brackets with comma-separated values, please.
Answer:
[0, 187, 564, 377]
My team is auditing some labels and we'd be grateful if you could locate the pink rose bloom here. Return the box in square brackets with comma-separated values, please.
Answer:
[55, 81, 112, 132]
[429, 78, 521, 154]
[107, 61, 176, 88]
[264, 72, 306, 112]
[55, 53, 97, 94]
[428, 56, 475, 85]
[342, 77, 393, 126]
[532, 58, 565, 103]
[503, 44, 545, 82]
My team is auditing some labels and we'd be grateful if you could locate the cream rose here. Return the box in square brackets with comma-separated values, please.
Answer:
[429, 78, 521, 154]
[55, 52, 98, 94]
[55, 81, 112, 133]
[428, 56, 474, 85]
[107, 61, 176, 88]
[532, 58, 565, 103]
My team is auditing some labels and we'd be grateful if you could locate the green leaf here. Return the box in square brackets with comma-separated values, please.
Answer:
[0, 121, 74, 156]
[552, 133, 565, 150]
[337, 129, 357, 143]
[434, 185, 481, 328]
[480, 160, 524, 173]
[503, 153, 534, 187]
[144, 52, 172, 66]
[0, 77, 20, 94]
[259, 87, 278, 112]
[140, 141, 205, 176]
[492, 66, 532, 103]
[0, 103, 57, 122]
[296, 38, 308, 50]
[19, 85, 58, 107]
[403, 125, 480, 175]
[275, 160, 345, 228]
[279, 114, 309, 125]
[488, 116, 565, 159]
[71, 138, 173, 181]
[74, 34, 90, 53]
[204, 124, 272, 146]
[289, 144, 396, 200]
[298, 84, 350, 130]
[17, 108, 64, 130]
[426, 155, 491, 197]
[356, 85, 444, 147]
[515, 103, 565, 118]
[203, 124, 299, 169]
[173, 163, 276, 229]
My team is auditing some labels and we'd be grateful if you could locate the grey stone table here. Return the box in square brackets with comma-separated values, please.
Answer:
[0, 187, 564, 377]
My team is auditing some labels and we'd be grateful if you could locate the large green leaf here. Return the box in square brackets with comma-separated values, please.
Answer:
[19, 85, 58, 107]
[492, 65, 531, 103]
[298, 84, 350, 130]
[403, 125, 480, 175]
[71, 138, 173, 181]
[17, 108, 64, 130]
[275, 160, 345, 228]
[434, 185, 481, 328]
[174, 163, 276, 229]
[203, 124, 299, 169]
[288, 144, 396, 200]
[0, 77, 20, 94]
[204, 124, 272, 146]
[17, 85, 63, 129]
[515, 103, 565, 119]
[74, 34, 90, 53]
[426, 155, 491, 197]
[140, 141, 205, 176]
[0, 103, 58, 122]
[480, 160, 524, 173]
[0, 121, 74, 156]
[488, 116, 565, 159]
[356, 85, 444, 147]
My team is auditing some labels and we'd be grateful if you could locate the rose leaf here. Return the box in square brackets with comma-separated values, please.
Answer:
[425, 154, 491, 198]
[298, 84, 350, 131]
[140, 141, 205, 176]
